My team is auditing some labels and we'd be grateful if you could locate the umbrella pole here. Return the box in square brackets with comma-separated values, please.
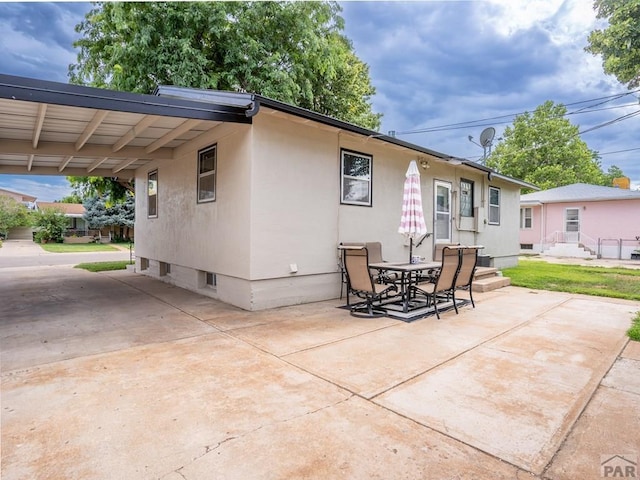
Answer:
[409, 237, 413, 263]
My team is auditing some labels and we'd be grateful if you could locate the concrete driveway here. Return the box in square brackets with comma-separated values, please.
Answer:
[1, 265, 639, 479]
[0, 239, 132, 268]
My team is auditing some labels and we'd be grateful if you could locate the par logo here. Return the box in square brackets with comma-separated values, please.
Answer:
[601, 454, 637, 478]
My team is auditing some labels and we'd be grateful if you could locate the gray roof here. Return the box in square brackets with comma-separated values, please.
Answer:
[521, 183, 640, 204]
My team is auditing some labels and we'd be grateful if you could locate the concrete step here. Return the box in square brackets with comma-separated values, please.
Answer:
[472, 275, 511, 292]
[543, 243, 597, 259]
[474, 267, 498, 281]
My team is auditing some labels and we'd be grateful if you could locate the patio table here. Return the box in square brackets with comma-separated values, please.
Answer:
[369, 261, 441, 313]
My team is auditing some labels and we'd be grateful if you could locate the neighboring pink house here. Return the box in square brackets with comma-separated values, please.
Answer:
[519, 183, 640, 259]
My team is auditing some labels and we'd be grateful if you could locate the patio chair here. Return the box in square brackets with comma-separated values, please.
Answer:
[453, 246, 479, 310]
[343, 246, 397, 317]
[413, 246, 461, 319]
[338, 242, 364, 304]
[365, 241, 400, 284]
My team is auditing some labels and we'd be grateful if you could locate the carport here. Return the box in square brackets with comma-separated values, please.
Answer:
[0, 73, 254, 178]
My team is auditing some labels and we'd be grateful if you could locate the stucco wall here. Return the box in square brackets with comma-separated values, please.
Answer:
[134, 123, 253, 299]
[135, 113, 524, 310]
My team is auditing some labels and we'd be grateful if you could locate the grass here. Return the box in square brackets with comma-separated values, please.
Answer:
[501, 259, 640, 302]
[40, 243, 119, 253]
[74, 260, 131, 272]
[628, 312, 640, 341]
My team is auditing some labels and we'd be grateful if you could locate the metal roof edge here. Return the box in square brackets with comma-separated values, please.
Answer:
[254, 94, 454, 161]
[460, 160, 539, 190]
[0, 73, 252, 123]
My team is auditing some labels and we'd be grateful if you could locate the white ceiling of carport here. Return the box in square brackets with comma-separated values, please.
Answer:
[0, 97, 223, 179]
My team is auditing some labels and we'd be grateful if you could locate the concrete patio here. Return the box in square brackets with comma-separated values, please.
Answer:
[1, 265, 638, 479]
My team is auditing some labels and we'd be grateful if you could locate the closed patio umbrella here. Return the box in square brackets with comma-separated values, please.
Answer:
[398, 160, 427, 262]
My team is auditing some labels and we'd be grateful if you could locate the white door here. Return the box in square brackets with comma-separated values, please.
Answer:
[565, 208, 580, 242]
[434, 181, 452, 243]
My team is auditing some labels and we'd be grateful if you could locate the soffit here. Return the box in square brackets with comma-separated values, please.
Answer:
[0, 75, 251, 179]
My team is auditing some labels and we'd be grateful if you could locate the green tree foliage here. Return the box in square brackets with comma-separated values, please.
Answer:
[67, 176, 133, 203]
[57, 193, 84, 204]
[0, 196, 31, 237]
[83, 195, 135, 240]
[485, 101, 622, 190]
[32, 207, 69, 243]
[586, 0, 640, 89]
[69, 1, 382, 130]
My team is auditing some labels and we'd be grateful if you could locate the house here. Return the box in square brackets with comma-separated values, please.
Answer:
[0, 73, 535, 311]
[519, 183, 640, 259]
[0, 187, 36, 239]
[0, 187, 36, 208]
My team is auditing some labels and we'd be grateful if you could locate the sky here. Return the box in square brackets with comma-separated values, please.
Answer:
[0, 1, 638, 201]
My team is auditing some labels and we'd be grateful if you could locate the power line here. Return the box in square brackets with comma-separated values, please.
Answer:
[456, 109, 640, 163]
[391, 89, 640, 136]
[598, 147, 640, 156]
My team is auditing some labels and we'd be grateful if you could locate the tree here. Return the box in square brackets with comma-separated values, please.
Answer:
[586, 0, 640, 89]
[485, 101, 622, 190]
[83, 195, 135, 241]
[32, 207, 69, 243]
[69, 1, 382, 130]
[57, 193, 84, 204]
[0, 196, 31, 238]
[67, 176, 133, 202]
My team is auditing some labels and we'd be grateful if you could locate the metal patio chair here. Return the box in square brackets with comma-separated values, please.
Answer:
[452, 246, 479, 310]
[413, 246, 461, 319]
[343, 246, 397, 317]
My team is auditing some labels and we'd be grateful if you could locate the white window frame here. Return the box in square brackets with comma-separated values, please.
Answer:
[434, 180, 452, 243]
[520, 207, 532, 229]
[460, 179, 474, 217]
[340, 149, 372, 206]
[198, 144, 217, 203]
[488, 186, 500, 225]
[147, 169, 158, 218]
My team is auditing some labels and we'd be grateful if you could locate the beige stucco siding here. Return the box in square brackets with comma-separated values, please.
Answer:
[134, 111, 522, 310]
[135, 123, 252, 280]
[250, 114, 341, 280]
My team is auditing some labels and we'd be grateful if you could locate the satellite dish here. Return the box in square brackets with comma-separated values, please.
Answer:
[479, 127, 496, 147]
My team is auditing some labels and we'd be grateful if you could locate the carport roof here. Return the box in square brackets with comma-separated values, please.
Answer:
[0, 74, 253, 179]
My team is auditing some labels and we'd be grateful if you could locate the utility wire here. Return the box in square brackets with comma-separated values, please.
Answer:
[391, 89, 640, 136]
[456, 109, 640, 163]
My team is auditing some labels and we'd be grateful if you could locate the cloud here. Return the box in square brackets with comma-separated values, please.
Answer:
[340, 0, 640, 185]
[0, 2, 88, 82]
[0, 176, 73, 202]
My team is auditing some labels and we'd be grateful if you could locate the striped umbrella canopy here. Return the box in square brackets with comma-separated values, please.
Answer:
[398, 160, 427, 261]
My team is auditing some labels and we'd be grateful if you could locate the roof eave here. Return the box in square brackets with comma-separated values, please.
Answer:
[460, 160, 539, 190]
[0, 74, 252, 124]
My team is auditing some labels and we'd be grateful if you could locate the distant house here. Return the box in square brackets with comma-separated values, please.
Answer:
[519, 183, 640, 259]
[36, 202, 88, 232]
[0, 187, 36, 208]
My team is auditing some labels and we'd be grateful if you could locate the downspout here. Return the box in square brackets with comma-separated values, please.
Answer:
[246, 97, 260, 117]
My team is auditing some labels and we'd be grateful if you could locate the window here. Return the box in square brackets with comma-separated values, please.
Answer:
[341, 149, 372, 206]
[198, 145, 216, 203]
[488, 186, 500, 225]
[520, 207, 532, 229]
[147, 170, 158, 218]
[460, 179, 474, 217]
[434, 181, 452, 242]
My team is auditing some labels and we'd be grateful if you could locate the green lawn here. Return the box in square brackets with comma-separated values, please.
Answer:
[502, 259, 640, 301]
[39, 243, 119, 253]
[628, 312, 640, 341]
[74, 260, 131, 272]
